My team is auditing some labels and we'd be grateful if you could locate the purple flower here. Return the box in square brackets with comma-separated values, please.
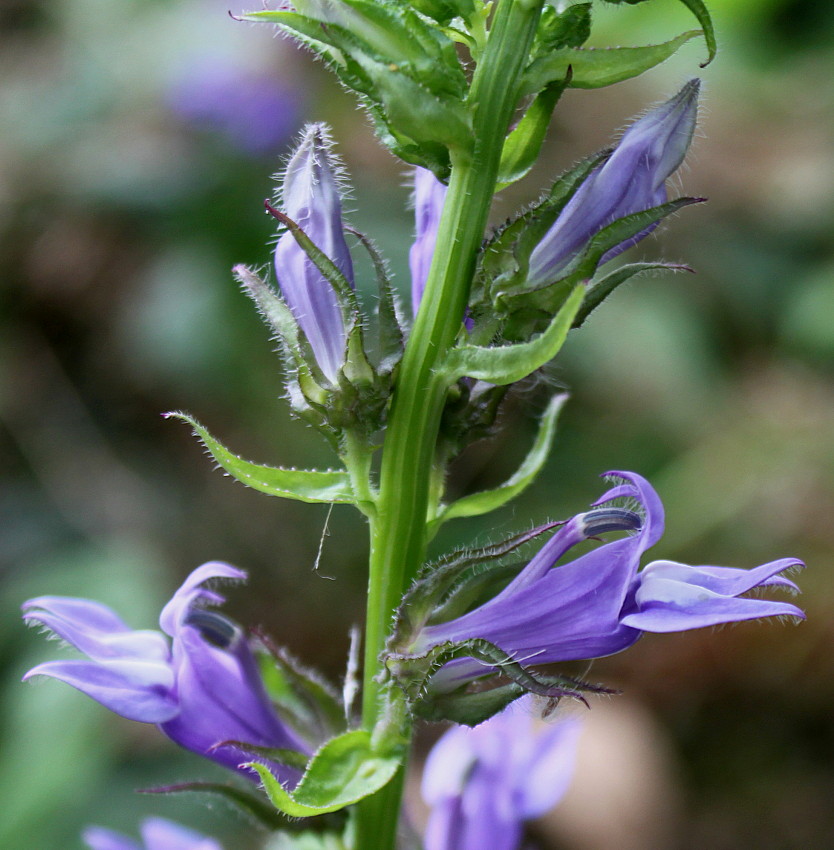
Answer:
[22, 562, 309, 783]
[83, 817, 223, 850]
[415, 471, 804, 693]
[527, 80, 700, 287]
[274, 123, 354, 382]
[422, 696, 582, 850]
[409, 166, 447, 317]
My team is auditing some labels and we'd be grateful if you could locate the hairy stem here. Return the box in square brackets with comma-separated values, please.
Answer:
[352, 1, 546, 848]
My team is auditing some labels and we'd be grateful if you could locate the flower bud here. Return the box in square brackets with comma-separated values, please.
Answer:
[528, 80, 700, 286]
[274, 123, 354, 382]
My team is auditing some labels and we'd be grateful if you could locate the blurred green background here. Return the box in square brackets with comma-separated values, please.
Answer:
[1, 1, 833, 848]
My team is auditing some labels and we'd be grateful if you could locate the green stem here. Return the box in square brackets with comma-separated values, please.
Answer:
[353, 2, 546, 848]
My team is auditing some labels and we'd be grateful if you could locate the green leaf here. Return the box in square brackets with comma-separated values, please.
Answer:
[438, 392, 567, 522]
[352, 53, 473, 152]
[573, 261, 694, 328]
[444, 285, 583, 384]
[521, 30, 701, 95]
[249, 730, 403, 817]
[165, 412, 356, 504]
[497, 77, 569, 189]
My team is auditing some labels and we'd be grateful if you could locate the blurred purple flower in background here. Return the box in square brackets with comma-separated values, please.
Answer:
[22, 562, 309, 783]
[416, 471, 804, 693]
[167, 59, 301, 156]
[422, 696, 582, 850]
[527, 80, 700, 286]
[273, 123, 354, 382]
[409, 166, 447, 317]
[83, 817, 223, 850]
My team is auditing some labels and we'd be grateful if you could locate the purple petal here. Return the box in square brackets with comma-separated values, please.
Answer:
[23, 596, 130, 633]
[527, 81, 699, 286]
[159, 562, 246, 636]
[24, 658, 178, 723]
[141, 817, 224, 850]
[274, 123, 353, 382]
[517, 716, 583, 818]
[409, 166, 447, 316]
[22, 597, 169, 663]
[421, 725, 477, 804]
[82, 826, 142, 850]
[622, 558, 806, 632]
[639, 558, 803, 597]
[621, 591, 805, 632]
[162, 622, 307, 782]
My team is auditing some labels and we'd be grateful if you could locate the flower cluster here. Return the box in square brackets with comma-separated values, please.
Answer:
[22, 563, 309, 783]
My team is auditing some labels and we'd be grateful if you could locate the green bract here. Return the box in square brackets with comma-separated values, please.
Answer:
[250, 730, 404, 817]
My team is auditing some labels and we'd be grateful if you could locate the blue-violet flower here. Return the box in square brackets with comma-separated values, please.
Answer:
[22, 562, 309, 783]
[274, 123, 354, 382]
[83, 817, 223, 850]
[415, 471, 804, 693]
[527, 80, 700, 287]
[422, 695, 582, 850]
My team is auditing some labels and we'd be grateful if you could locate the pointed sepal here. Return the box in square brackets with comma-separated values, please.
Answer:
[434, 393, 568, 527]
[573, 261, 694, 328]
[255, 634, 346, 742]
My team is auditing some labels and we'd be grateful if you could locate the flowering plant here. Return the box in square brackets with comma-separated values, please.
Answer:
[21, 1, 806, 849]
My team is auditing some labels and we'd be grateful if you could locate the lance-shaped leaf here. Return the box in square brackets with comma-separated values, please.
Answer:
[497, 76, 570, 189]
[443, 285, 583, 385]
[165, 413, 356, 504]
[521, 30, 701, 96]
[248, 729, 403, 817]
[602, 0, 716, 66]
[434, 393, 568, 526]
[573, 261, 694, 328]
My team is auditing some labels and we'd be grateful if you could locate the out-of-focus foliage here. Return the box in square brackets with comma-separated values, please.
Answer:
[2, 0, 833, 848]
